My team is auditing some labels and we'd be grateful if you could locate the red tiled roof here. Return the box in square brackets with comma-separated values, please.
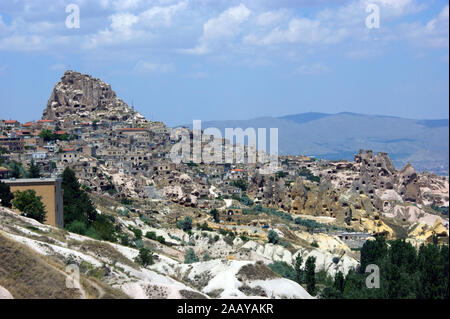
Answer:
[4, 120, 18, 124]
[231, 169, 245, 172]
[62, 148, 75, 152]
[56, 131, 67, 135]
[38, 119, 54, 123]
[23, 122, 33, 127]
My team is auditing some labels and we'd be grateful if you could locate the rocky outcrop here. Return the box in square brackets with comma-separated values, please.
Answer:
[0, 286, 13, 299]
[240, 241, 358, 277]
[42, 70, 147, 124]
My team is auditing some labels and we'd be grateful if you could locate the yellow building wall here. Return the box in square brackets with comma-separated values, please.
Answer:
[10, 184, 57, 227]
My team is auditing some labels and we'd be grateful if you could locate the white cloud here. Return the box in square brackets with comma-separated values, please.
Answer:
[245, 0, 426, 48]
[113, 0, 142, 11]
[182, 3, 251, 54]
[245, 17, 347, 46]
[256, 10, 287, 27]
[110, 13, 139, 31]
[140, 1, 188, 28]
[405, 5, 449, 49]
[203, 4, 251, 40]
[0, 35, 44, 51]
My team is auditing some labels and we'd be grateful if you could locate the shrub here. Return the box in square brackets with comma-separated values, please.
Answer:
[240, 235, 249, 242]
[276, 171, 288, 178]
[230, 179, 247, 191]
[120, 198, 133, 206]
[268, 261, 296, 281]
[268, 230, 279, 244]
[209, 209, 219, 222]
[198, 222, 213, 231]
[145, 231, 157, 240]
[240, 194, 254, 206]
[120, 234, 133, 247]
[66, 220, 88, 235]
[156, 236, 166, 244]
[223, 235, 235, 246]
[184, 248, 199, 264]
[298, 167, 320, 183]
[135, 247, 154, 267]
[129, 227, 142, 240]
[177, 216, 193, 232]
[134, 239, 144, 249]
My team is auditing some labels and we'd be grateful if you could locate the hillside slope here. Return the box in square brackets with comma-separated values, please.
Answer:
[0, 206, 313, 299]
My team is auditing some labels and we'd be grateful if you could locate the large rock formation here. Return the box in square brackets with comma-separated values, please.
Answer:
[42, 70, 147, 124]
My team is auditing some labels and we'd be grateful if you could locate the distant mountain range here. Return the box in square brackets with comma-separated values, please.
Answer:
[185, 112, 449, 175]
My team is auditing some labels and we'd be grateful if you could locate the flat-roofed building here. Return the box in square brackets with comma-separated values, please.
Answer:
[0, 136, 25, 152]
[2, 178, 64, 228]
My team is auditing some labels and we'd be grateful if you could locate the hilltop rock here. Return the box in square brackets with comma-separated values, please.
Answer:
[42, 70, 147, 124]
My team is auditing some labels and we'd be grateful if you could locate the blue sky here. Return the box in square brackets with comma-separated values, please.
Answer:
[0, 0, 448, 127]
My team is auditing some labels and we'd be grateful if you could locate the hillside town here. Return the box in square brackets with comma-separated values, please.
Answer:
[0, 71, 448, 299]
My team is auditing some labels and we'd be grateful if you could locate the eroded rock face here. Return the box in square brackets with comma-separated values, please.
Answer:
[42, 70, 147, 123]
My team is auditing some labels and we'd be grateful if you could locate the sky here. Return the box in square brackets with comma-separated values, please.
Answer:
[0, 0, 448, 127]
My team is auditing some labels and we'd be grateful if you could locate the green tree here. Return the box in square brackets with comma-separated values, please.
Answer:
[417, 243, 447, 299]
[9, 161, 25, 178]
[294, 254, 303, 284]
[0, 181, 13, 208]
[62, 167, 97, 226]
[38, 129, 53, 142]
[334, 271, 345, 293]
[12, 189, 47, 223]
[135, 247, 154, 267]
[230, 179, 247, 191]
[177, 216, 193, 232]
[61, 167, 116, 242]
[305, 256, 317, 296]
[360, 236, 388, 273]
[184, 248, 199, 264]
[27, 159, 41, 178]
[210, 209, 219, 222]
[268, 229, 279, 244]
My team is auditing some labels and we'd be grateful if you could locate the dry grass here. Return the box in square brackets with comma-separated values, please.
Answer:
[0, 233, 81, 299]
[71, 240, 138, 269]
[236, 261, 280, 281]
